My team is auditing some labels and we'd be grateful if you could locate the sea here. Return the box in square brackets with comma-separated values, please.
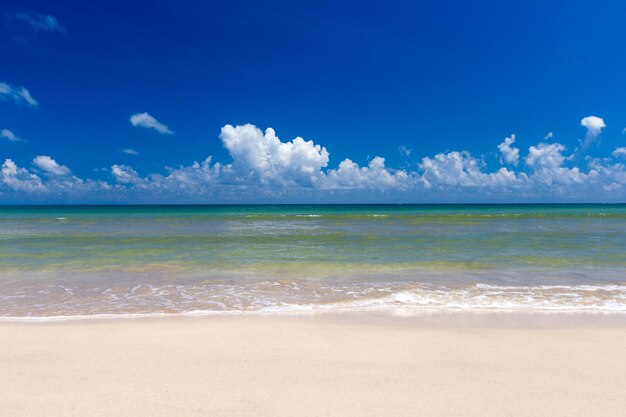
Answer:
[1, 204, 625, 320]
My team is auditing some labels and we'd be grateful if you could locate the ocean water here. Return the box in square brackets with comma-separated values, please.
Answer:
[1, 204, 625, 319]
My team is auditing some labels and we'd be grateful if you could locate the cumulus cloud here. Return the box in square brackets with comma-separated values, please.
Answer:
[12, 12, 65, 33]
[32, 155, 71, 176]
[324, 157, 409, 189]
[64, 124, 626, 200]
[498, 134, 519, 166]
[1, 129, 22, 142]
[107, 158, 223, 196]
[0, 82, 38, 107]
[219, 124, 329, 187]
[162, 157, 221, 189]
[130, 112, 174, 135]
[420, 151, 519, 188]
[106, 125, 408, 195]
[526, 143, 592, 186]
[111, 165, 140, 184]
[1, 159, 44, 192]
[0, 158, 113, 202]
[581, 116, 606, 137]
[120, 148, 139, 155]
[526, 143, 566, 169]
[574, 116, 606, 157]
[7, 122, 626, 202]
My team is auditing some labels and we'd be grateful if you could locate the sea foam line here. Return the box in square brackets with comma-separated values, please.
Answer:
[1, 283, 625, 322]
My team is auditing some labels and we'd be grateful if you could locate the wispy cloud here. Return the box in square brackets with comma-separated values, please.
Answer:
[613, 147, 626, 159]
[120, 148, 139, 155]
[0, 82, 39, 107]
[130, 112, 174, 135]
[12, 12, 66, 33]
[399, 145, 412, 157]
[544, 131, 553, 139]
[1, 129, 23, 142]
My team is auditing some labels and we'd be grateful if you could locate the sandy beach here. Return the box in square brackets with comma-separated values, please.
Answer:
[2, 314, 625, 417]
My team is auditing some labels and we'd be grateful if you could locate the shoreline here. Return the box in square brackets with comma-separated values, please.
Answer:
[3, 307, 626, 326]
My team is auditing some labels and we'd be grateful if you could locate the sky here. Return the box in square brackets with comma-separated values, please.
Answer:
[2, 0, 626, 203]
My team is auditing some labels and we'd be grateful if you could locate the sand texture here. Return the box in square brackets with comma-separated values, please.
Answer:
[2, 315, 625, 417]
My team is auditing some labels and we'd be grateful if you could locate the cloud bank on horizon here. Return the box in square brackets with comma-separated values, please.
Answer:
[2, 116, 626, 203]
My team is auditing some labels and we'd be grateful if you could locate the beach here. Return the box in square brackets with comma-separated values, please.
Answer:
[2, 205, 626, 416]
[6, 0, 626, 413]
[2, 313, 626, 417]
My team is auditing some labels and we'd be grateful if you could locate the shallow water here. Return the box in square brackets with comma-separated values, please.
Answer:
[1, 204, 625, 319]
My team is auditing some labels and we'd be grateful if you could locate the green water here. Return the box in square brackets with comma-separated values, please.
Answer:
[1, 205, 625, 317]
[1, 204, 625, 270]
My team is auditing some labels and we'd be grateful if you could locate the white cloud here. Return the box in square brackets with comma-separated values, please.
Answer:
[72, 124, 626, 200]
[32, 156, 71, 176]
[420, 151, 519, 188]
[219, 124, 329, 187]
[0, 82, 38, 107]
[0, 158, 113, 201]
[1, 159, 44, 192]
[498, 134, 519, 166]
[13, 12, 65, 33]
[130, 112, 174, 135]
[162, 157, 221, 188]
[575, 116, 606, 156]
[107, 125, 409, 195]
[613, 147, 626, 159]
[581, 116, 606, 137]
[7, 122, 626, 202]
[544, 131, 553, 139]
[120, 148, 139, 155]
[586, 157, 626, 191]
[526, 143, 591, 186]
[1, 129, 22, 142]
[526, 143, 566, 169]
[324, 157, 409, 189]
[2, 160, 18, 177]
[109, 158, 223, 194]
[111, 165, 141, 184]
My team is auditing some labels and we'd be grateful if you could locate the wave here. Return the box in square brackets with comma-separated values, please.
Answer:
[383, 284, 626, 311]
[1, 282, 625, 321]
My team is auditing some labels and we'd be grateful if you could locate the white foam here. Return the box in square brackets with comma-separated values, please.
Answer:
[1, 282, 625, 322]
[381, 284, 626, 312]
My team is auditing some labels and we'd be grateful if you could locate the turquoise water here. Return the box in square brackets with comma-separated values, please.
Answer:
[1, 204, 625, 318]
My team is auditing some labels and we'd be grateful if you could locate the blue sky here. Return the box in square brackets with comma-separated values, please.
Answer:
[2, 0, 626, 203]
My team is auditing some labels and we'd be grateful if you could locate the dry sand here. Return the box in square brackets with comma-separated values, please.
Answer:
[1, 314, 625, 417]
